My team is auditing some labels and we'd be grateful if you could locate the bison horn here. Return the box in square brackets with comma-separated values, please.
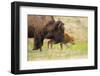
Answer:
[58, 22, 64, 30]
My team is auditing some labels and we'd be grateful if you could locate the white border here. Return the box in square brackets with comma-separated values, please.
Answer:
[20, 6, 94, 70]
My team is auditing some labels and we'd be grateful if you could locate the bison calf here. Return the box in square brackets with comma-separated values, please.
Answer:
[48, 32, 75, 49]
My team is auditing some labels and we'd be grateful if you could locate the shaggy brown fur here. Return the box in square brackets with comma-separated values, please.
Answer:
[28, 15, 64, 51]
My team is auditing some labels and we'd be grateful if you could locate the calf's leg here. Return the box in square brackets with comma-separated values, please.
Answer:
[60, 43, 63, 50]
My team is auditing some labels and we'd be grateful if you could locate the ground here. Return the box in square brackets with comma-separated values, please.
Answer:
[27, 39, 88, 61]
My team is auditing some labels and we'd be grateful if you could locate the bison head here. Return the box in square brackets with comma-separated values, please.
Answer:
[45, 20, 64, 43]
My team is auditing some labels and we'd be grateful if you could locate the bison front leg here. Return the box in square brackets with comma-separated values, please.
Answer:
[33, 35, 44, 51]
[39, 38, 43, 51]
[33, 37, 39, 50]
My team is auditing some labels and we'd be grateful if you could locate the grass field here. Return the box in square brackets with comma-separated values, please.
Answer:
[27, 16, 88, 61]
[27, 39, 88, 61]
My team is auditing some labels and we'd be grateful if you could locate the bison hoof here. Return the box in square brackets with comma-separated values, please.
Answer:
[32, 48, 42, 52]
[32, 48, 37, 50]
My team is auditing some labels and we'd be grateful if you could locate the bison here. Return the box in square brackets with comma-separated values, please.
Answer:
[28, 15, 64, 51]
[47, 32, 75, 49]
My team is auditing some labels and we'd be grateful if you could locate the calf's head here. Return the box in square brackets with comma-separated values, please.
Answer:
[69, 36, 75, 45]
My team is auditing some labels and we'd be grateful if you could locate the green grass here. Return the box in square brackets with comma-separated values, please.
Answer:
[27, 39, 88, 61]
[27, 16, 88, 61]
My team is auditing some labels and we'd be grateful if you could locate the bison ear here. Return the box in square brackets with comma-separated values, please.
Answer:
[58, 22, 63, 28]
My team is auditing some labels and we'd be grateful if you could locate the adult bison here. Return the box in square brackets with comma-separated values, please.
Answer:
[28, 15, 64, 51]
